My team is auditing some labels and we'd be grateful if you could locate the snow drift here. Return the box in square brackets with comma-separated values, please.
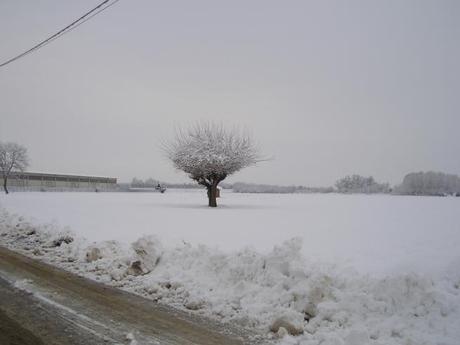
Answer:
[0, 207, 459, 345]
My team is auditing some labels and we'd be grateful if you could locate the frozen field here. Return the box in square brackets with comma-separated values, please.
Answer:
[0, 190, 459, 276]
[1, 190, 460, 345]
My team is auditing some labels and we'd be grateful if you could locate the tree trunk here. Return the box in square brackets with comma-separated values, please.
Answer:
[207, 183, 218, 207]
[3, 176, 8, 194]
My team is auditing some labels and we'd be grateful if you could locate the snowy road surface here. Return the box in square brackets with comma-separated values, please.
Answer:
[0, 246, 254, 345]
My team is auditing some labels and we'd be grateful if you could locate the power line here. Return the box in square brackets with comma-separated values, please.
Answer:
[16, 0, 122, 61]
[0, 0, 114, 68]
[0, 0, 121, 68]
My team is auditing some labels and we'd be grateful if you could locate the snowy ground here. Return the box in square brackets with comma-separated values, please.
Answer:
[0, 190, 459, 345]
[1, 190, 459, 276]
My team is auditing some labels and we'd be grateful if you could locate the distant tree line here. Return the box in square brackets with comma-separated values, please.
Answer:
[231, 172, 460, 196]
[232, 182, 298, 194]
[394, 171, 460, 196]
[232, 182, 334, 194]
[335, 175, 390, 194]
[130, 178, 204, 189]
[333, 172, 460, 196]
[130, 171, 460, 197]
[164, 182, 203, 189]
[131, 177, 161, 188]
[231, 175, 389, 194]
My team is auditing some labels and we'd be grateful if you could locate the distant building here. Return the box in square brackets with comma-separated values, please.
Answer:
[0, 172, 117, 192]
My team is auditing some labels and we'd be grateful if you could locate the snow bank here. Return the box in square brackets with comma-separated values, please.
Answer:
[1, 207, 459, 345]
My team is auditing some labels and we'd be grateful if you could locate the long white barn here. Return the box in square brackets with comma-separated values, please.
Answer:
[1, 172, 117, 192]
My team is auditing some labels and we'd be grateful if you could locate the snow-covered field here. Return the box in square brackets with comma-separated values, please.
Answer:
[1, 190, 459, 345]
[1, 190, 459, 276]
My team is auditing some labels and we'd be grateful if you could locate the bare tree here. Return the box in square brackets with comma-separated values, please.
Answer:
[0, 142, 29, 194]
[164, 123, 261, 207]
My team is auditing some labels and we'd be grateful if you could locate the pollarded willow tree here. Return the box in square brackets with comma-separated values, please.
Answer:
[164, 123, 261, 207]
[0, 142, 29, 194]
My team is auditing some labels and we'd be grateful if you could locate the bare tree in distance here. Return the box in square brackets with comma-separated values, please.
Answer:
[163, 122, 262, 207]
[0, 142, 29, 194]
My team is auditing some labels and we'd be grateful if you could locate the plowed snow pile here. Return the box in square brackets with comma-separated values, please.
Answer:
[1, 207, 459, 345]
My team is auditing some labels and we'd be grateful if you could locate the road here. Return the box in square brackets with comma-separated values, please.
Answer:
[0, 246, 259, 345]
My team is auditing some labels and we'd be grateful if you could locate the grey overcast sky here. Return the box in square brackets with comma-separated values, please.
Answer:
[0, 0, 459, 186]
